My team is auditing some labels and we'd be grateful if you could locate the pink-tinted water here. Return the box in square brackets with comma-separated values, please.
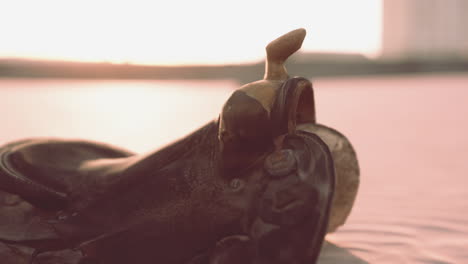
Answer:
[0, 74, 467, 263]
[315, 73, 468, 264]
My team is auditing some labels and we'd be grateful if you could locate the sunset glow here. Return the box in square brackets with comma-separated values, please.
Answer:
[0, 0, 382, 65]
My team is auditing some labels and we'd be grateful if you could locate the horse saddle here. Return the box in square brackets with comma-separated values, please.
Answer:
[0, 125, 336, 264]
[0, 28, 357, 264]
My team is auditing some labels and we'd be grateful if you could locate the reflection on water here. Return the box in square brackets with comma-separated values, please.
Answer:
[1, 74, 468, 264]
[0, 79, 236, 152]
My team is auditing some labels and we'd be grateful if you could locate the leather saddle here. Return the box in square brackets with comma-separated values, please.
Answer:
[0, 78, 336, 264]
[0, 28, 349, 264]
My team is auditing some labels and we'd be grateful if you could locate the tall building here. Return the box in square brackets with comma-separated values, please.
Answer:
[382, 0, 468, 59]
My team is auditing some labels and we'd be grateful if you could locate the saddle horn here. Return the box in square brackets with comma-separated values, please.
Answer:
[264, 28, 306, 81]
[219, 28, 314, 171]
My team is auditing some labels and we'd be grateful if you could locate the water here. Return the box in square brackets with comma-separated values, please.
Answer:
[1, 74, 467, 263]
[0, 79, 237, 152]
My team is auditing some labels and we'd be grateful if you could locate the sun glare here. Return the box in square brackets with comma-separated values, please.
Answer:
[0, 0, 381, 65]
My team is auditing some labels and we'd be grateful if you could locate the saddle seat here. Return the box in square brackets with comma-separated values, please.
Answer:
[0, 139, 135, 210]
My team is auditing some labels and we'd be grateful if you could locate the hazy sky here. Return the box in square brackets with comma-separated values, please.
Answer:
[0, 0, 382, 65]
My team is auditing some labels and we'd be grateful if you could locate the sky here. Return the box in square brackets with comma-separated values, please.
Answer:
[0, 0, 382, 65]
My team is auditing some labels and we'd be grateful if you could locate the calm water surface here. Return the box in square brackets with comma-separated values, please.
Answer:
[0, 74, 467, 263]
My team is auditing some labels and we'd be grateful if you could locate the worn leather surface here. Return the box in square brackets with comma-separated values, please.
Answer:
[0, 125, 336, 264]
